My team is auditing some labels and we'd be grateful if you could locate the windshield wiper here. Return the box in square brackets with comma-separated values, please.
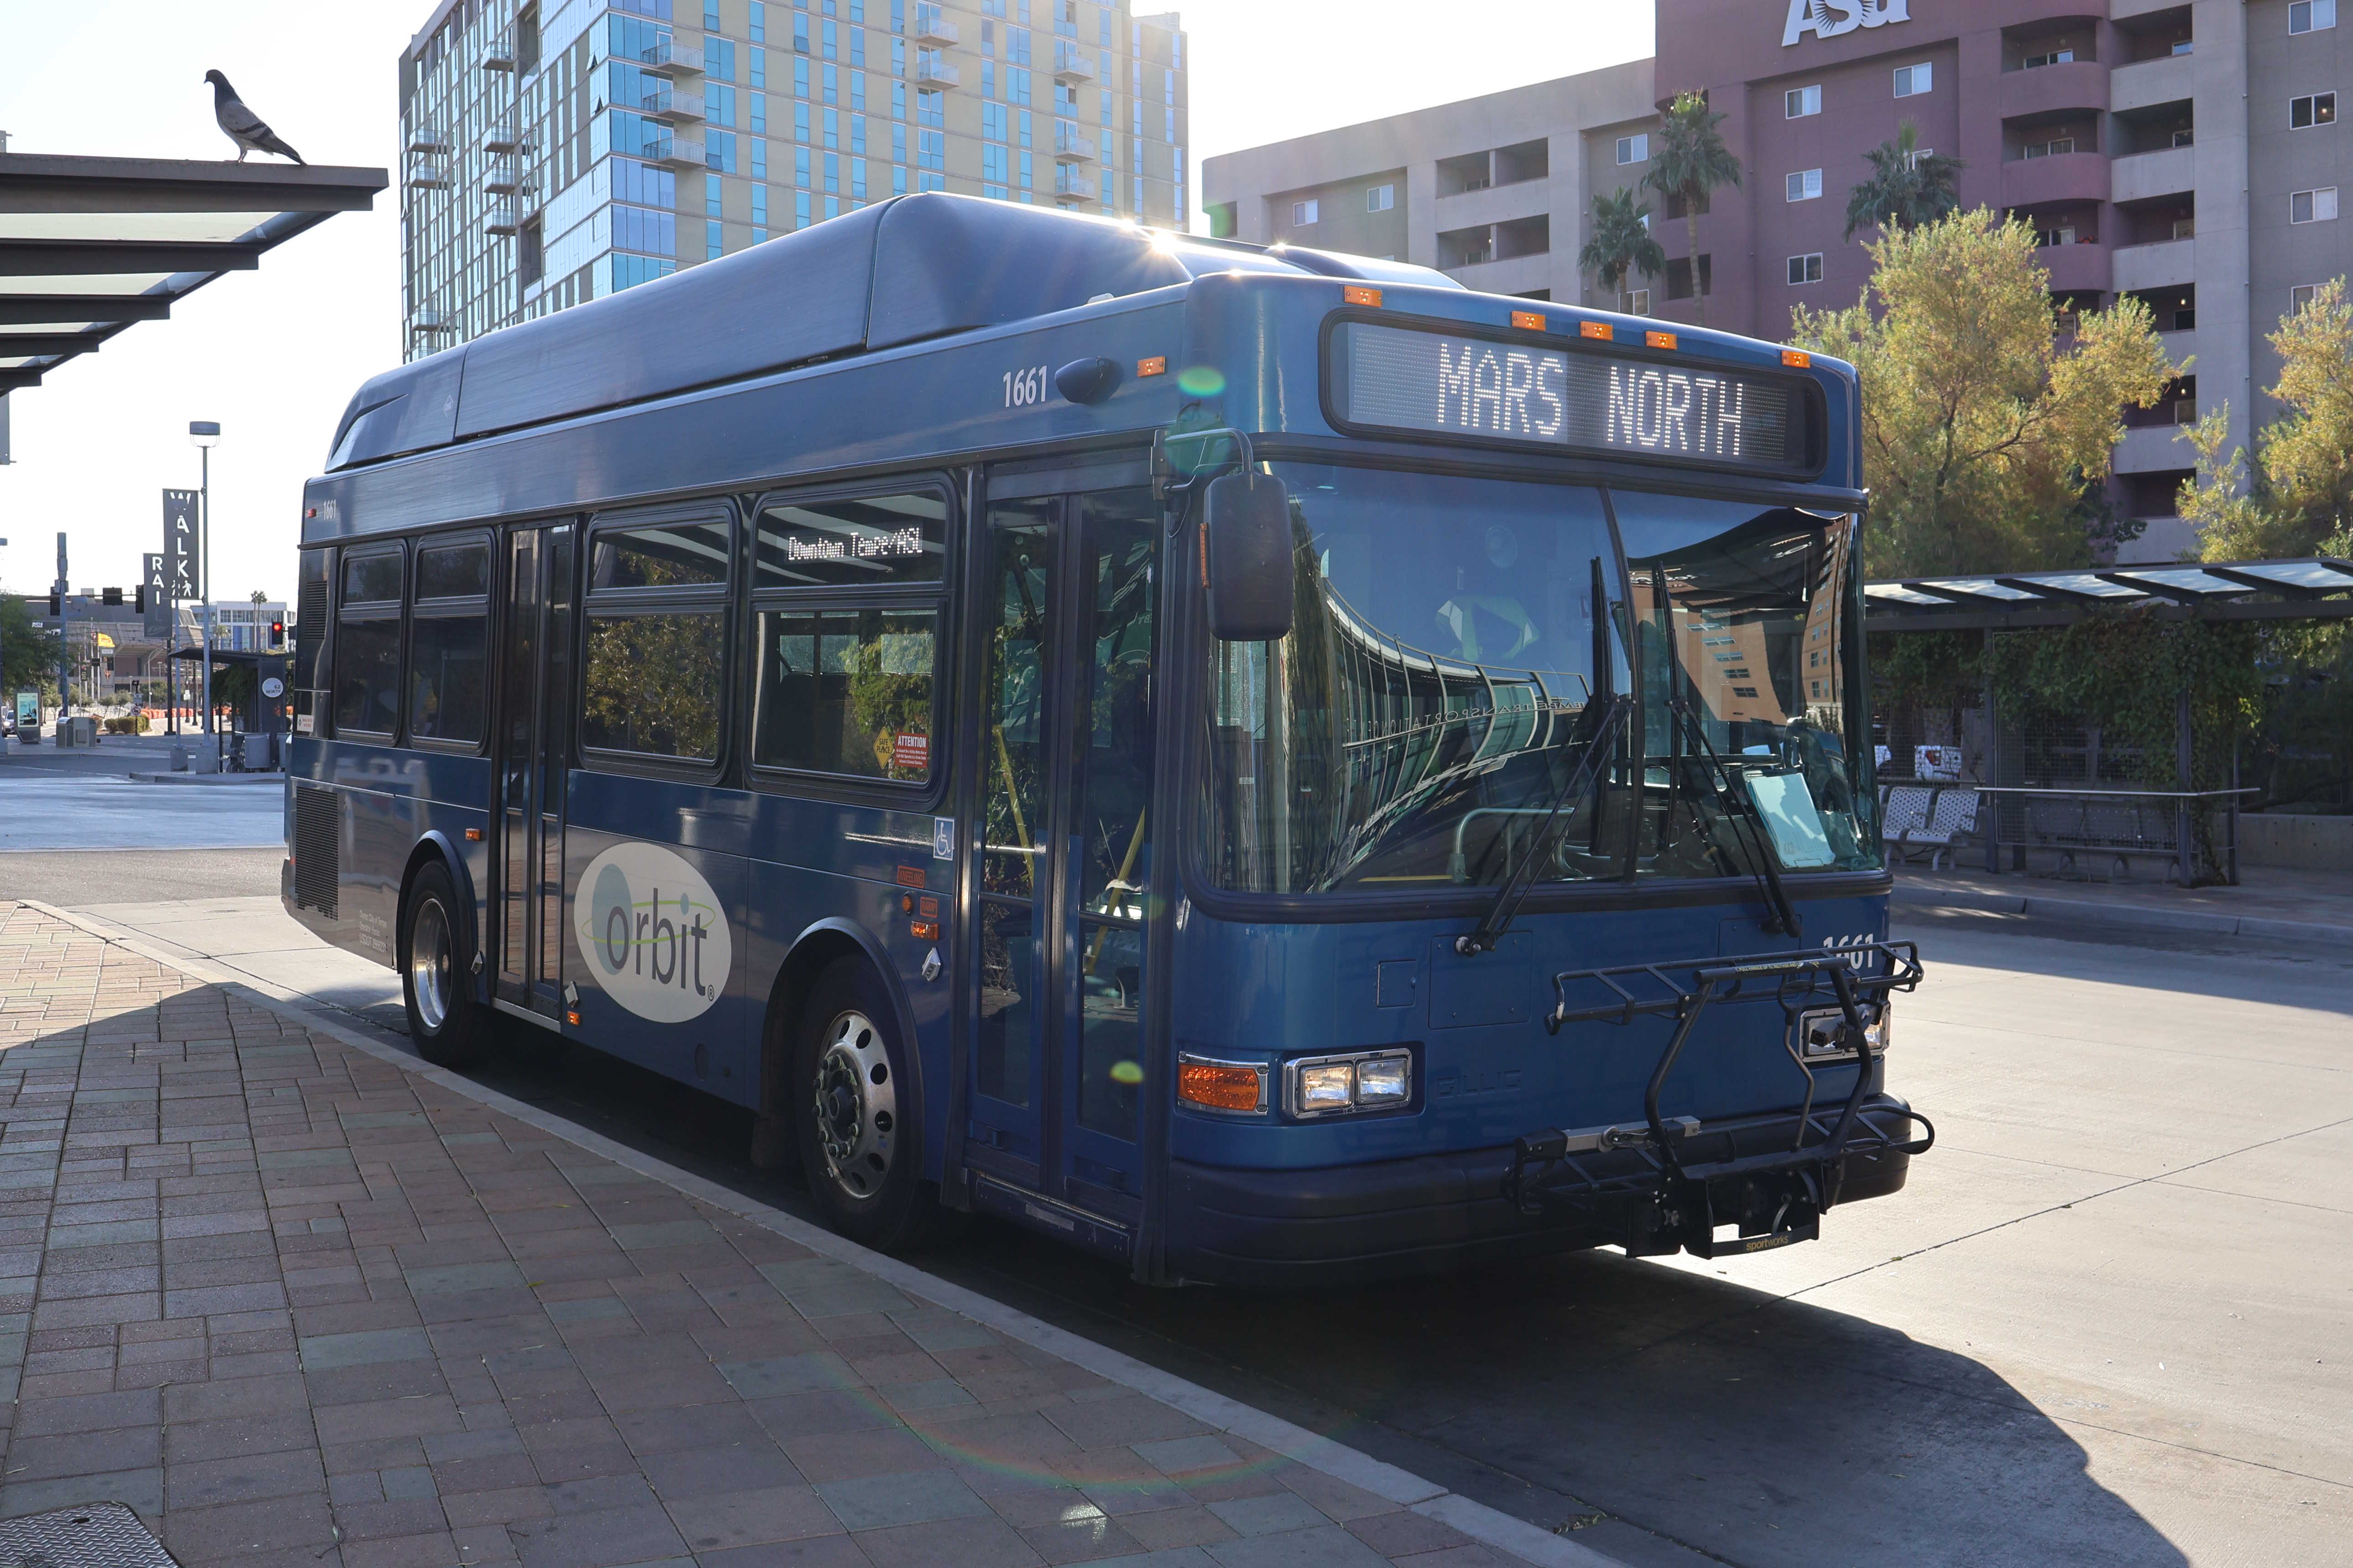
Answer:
[1668, 700, 1803, 939]
[1456, 694, 1633, 956]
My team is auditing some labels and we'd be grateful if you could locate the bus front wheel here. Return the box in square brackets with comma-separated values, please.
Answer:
[792, 958, 938, 1252]
[401, 861, 489, 1069]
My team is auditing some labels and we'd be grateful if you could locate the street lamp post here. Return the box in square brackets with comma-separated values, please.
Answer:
[189, 421, 220, 745]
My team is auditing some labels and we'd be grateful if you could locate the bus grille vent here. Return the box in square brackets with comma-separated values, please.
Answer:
[293, 785, 339, 918]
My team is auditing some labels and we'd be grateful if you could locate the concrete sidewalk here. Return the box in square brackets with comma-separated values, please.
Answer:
[1894, 862, 2353, 944]
[0, 903, 1616, 1568]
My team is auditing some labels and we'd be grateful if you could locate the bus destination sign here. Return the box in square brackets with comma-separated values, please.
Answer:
[1329, 321, 1814, 476]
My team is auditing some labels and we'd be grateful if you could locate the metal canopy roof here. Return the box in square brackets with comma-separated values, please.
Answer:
[0, 153, 387, 393]
[1866, 558, 2353, 630]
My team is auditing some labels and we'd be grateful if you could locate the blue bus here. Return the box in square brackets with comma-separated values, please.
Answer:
[288, 194, 1928, 1285]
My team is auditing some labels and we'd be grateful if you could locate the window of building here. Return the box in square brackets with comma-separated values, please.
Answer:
[333, 549, 403, 739]
[407, 540, 488, 746]
[1664, 254, 1710, 300]
[2291, 186, 2340, 223]
[1788, 252, 1823, 285]
[1622, 287, 1651, 315]
[1615, 133, 1648, 165]
[2290, 0, 2336, 34]
[2291, 92, 2337, 128]
[2032, 224, 2077, 247]
[1892, 62, 1933, 97]
[1785, 168, 1823, 202]
[2022, 47, 2075, 68]
[2021, 137, 2075, 159]
[1786, 84, 1821, 119]
[1292, 197, 1319, 225]
[2291, 283, 2320, 310]
[1366, 183, 1394, 213]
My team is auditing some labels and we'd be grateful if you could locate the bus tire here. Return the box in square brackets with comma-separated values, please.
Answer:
[401, 861, 489, 1069]
[792, 957, 938, 1252]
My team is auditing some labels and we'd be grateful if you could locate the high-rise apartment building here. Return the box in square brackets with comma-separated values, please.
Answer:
[1204, 0, 2353, 564]
[401, 0, 1187, 357]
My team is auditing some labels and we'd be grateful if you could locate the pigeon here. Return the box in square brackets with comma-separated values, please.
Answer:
[205, 70, 305, 165]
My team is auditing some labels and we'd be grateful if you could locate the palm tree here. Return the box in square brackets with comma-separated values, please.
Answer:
[1642, 90, 1742, 326]
[1577, 186, 1667, 310]
[1845, 122, 1966, 240]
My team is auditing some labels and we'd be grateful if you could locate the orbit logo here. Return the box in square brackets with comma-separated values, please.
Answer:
[573, 842, 732, 1023]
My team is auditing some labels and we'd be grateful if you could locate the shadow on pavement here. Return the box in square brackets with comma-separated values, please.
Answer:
[1900, 907, 2353, 1017]
[447, 1029, 2189, 1568]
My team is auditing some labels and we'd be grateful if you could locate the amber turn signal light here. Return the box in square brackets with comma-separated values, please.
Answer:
[1342, 285, 1384, 308]
[1178, 1057, 1266, 1113]
[1782, 348, 1812, 367]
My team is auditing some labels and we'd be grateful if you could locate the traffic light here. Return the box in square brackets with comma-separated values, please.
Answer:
[47, 590, 60, 616]
[269, 618, 286, 650]
[101, 586, 122, 607]
[134, 585, 148, 614]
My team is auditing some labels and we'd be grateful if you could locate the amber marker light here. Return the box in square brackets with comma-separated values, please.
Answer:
[1647, 330, 1678, 350]
[565, 1010, 581, 1026]
[1342, 285, 1384, 307]
[1782, 348, 1813, 367]
[463, 828, 482, 841]
[1580, 321, 1613, 341]
[1511, 309, 1546, 331]
[910, 921, 940, 942]
[1137, 356, 1167, 376]
[1177, 1055, 1267, 1114]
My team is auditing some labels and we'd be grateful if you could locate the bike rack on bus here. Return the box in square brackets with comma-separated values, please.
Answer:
[1507, 942, 1933, 1257]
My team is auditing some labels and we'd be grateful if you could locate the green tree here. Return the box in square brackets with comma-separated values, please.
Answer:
[1577, 186, 1666, 309]
[0, 594, 62, 703]
[2180, 277, 2353, 563]
[1641, 91, 1741, 326]
[1844, 122, 1965, 241]
[1789, 208, 2174, 578]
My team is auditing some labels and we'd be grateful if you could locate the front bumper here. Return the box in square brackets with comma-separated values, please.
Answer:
[1164, 1093, 1921, 1288]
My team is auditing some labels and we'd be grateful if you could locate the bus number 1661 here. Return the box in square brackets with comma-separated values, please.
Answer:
[1003, 365, 1052, 407]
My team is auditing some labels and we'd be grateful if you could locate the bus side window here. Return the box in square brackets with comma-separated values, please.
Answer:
[335, 548, 405, 740]
[408, 538, 492, 747]
[580, 512, 733, 765]
[294, 549, 330, 735]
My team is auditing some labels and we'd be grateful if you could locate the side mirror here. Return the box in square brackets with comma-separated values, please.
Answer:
[1202, 471, 1296, 642]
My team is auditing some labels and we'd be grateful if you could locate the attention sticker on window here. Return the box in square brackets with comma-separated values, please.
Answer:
[1329, 321, 1813, 477]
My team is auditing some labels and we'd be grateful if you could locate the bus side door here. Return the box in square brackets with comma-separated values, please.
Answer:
[968, 485, 1161, 1230]
[492, 522, 575, 1019]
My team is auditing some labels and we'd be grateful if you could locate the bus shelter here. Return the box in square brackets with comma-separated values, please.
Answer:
[1862, 557, 2353, 885]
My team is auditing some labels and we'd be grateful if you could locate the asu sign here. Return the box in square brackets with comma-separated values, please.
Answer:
[1783, 0, 1912, 47]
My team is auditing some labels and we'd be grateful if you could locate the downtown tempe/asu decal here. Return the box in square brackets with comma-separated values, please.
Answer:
[574, 842, 732, 1023]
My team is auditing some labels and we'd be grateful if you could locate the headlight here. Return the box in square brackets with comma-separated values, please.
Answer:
[1284, 1050, 1415, 1118]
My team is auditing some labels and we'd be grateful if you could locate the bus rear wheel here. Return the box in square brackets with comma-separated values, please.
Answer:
[401, 861, 488, 1069]
[791, 958, 938, 1252]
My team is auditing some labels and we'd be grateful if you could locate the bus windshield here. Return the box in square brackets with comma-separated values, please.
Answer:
[1196, 464, 1879, 894]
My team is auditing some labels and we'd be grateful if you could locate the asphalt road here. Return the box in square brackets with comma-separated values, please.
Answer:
[26, 871, 2353, 1567]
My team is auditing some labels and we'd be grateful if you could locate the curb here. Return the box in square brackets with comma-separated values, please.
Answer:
[1891, 881, 2353, 944]
[22, 899, 1629, 1568]
[125, 771, 285, 786]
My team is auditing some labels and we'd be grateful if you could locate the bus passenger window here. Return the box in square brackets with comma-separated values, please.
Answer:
[334, 549, 404, 738]
[408, 541, 491, 746]
[755, 492, 947, 587]
[580, 611, 726, 761]
[590, 521, 732, 589]
[752, 608, 937, 781]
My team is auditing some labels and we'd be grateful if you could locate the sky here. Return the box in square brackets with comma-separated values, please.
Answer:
[0, 0, 1652, 605]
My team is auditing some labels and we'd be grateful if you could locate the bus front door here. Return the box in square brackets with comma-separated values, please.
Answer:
[970, 489, 1161, 1231]
[492, 522, 575, 1019]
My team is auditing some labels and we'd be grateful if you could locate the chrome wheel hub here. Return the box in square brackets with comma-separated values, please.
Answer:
[409, 897, 452, 1034]
[812, 1009, 896, 1199]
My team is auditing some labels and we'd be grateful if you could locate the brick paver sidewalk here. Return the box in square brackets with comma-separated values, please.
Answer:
[0, 906, 1551, 1568]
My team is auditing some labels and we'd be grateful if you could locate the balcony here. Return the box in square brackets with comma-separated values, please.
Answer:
[484, 159, 522, 195]
[484, 31, 517, 70]
[647, 135, 708, 169]
[406, 123, 450, 153]
[2034, 237, 2111, 295]
[487, 201, 520, 236]
[914, 12, 959, 44]
[2002, 150, 2111, 209]
[2115, 421, 2197, 474]
[643, 86, 707, 122]
[410, 308, 448, 336]
[916, 56, 960, 88]
[2156, 326, 2196, 369]
[1053, 124, 1096, 162]
[2112, 234, 2194, 291]
[483, 121, 521, 153]
[1052, 51, 1097, 85]
[404, 160, 450, 189]
[2110, 52, 2194, 115]
[2112, 144, 2194, 204]
[637, 35, 703, 76]
[1997, 57, 2107, 120]
[1053, 171, 1097, 204]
